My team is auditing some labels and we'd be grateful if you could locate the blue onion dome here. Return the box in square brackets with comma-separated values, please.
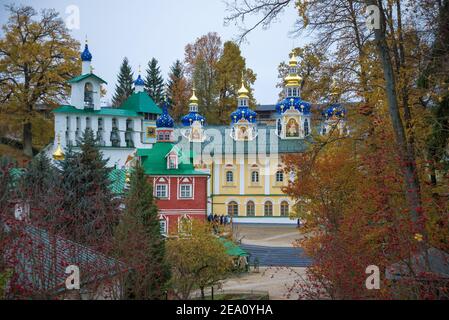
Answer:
[134, 74, 145, 86]
[181, 112, 205, 126]
[276, 97, 311, 115]
[323, 103, 345, 119]
[181, 89, 206, 126]
[231, 106, 257, 124]
[81, 44, 92, 62]
[156, 102, 174, 128]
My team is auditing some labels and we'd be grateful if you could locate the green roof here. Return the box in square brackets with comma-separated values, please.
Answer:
[68, 73, 107, 84]
[121, 91, 162, 115]
[52, 105, 140, 117]
[219, 238, 249, 257]
[137, 143, 209, 176]
[199, 125, 310, 155]
[109, 169, 127, 195]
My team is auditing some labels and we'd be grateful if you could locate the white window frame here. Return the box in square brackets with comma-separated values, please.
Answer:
[226, 170, 234, 183]
[251, 170, 259, 183]
[276, 171, 284, 183]
[159, 219, 167, 236]
[179, 184, 193, 199]
[155, 184, 168, 198]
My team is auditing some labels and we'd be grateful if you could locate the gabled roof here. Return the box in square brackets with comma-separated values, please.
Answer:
[120, 91, 162, 115]
[68, 73, 107, 84]
[137, 143, 209, 176]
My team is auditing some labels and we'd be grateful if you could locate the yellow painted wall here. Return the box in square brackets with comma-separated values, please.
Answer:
[211, 155, 293, 217]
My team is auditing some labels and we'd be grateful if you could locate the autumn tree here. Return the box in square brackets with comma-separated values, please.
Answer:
[184, 32, 222, 117]
[0, 5, 80, 157]
[145, 58, 165, 106]
[166, 220, 233, 300]
[112, 57, 134, 107]
[166, 60, 190, 121]
[215, 41, 257, 124]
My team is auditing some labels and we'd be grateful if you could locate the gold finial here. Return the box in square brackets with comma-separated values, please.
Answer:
[138, 64, 141, 74]
[85, 35, 88, 44]
[289, 50, 298, 67]
[190, 85, 199, 105]
[53, 134, 64, 161]
[238, 76, 249, 99]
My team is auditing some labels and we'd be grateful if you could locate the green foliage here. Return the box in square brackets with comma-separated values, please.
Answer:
[114, 162, 170, 299]
[145, 58, 165, 106]
[112, 57, 135, 107]
[166, 220, 233, 300]
[0, 270, 13, 299]
[58, 128, 118, 245]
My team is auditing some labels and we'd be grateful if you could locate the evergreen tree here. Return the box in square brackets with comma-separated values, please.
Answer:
[112, 57, 134, 107]
[58, 129, 119, 247]
[166, 60, 189, 121]
[20, 153, 59, 223]
[114, 162, 170, 299]
[144, 58, 165, 106]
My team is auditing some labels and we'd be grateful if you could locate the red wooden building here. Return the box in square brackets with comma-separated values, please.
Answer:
[137, 142, 209, 236]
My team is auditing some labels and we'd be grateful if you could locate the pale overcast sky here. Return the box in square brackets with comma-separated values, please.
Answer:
[0, 0, 307, 105]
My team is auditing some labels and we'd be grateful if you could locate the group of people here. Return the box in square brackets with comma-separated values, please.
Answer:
[207, 214, 231, 226]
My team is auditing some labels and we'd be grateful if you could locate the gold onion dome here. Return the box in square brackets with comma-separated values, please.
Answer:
[53, 135, 64, 161]
[190, 88, 199, 105]
[285, 50, 302, 87]
[238, 80, 249, 99]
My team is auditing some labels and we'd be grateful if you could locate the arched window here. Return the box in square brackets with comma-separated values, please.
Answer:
[246, 201, 255, 216]
[251, 170, 259, 183]
[84, 82, 93, 107]
[264, 201, 273, 216]
[125, 119, 134, 147]
[304, 119, 309, 136]
[111, 118, 120, 147]
[226, 171, 234, 183]
[276, 171, 284, 182]
[228, 201, 239, 217]
[86, 117, 91, 130]
[280, 201, 289, 217]
[178, 215, 192, 235]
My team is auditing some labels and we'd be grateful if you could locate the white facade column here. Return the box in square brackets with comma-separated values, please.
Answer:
[90, 116, 98, 140]
[54, 115, 67, 148]
[132, 118, 141, 148]
[79, 116, 87, 136]
[118, 118, 126, 147]
[104, 117, 112, 147]
[264, 160, 270, 195]
[67, 116, 76, 146]
[239, 158, 245, 195]
[214, 163, 220, 195]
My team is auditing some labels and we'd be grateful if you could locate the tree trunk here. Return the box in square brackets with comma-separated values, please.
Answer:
[200, 286, 205, 300]
[23, 121, 33, 157]
[367, 0, 423, 228]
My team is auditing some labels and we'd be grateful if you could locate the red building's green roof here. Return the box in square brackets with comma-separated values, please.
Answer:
[137, 143, 209, 176]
